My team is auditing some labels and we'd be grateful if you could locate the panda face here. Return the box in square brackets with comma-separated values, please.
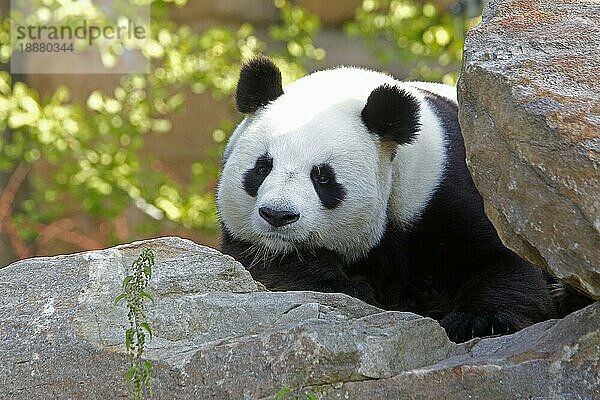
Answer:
[218, 99, 393, 261]
[218, 57, 428, 261]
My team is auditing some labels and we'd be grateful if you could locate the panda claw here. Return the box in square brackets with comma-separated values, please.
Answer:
[441, 309, 523, 343]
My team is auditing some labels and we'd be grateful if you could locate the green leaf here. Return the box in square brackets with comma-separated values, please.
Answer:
[126, 366, 137, 383]
[140, 290, 155, 304]
[143, 264, 152, 279]
[114, 293, 128, 305]
[306, 392, 319, 400]
[275, 387, 293, 400]
[143, 360, 153, 374]
[122, 275, 134, 288]
[140, 322, 153, 339]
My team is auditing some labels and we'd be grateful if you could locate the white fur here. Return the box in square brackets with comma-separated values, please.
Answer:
[217, 67, 452, 261]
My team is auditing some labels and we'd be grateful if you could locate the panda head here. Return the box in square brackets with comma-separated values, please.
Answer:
[218, 56, 421, 261]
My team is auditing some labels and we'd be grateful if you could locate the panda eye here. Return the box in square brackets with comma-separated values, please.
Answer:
[316, 174, 330, 184]
[255, 157, 272, 175]
[311, 165, 332, 185]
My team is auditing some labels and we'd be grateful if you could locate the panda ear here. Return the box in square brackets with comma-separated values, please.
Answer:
[361, 84, 421, 146]
[236, 56, 284, 114]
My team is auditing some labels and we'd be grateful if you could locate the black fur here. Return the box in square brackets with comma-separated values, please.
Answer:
[310, 164, 346, 209]
[243, 154, 272, 197]
[221, 228, 378, 305]
[222, 85, 592, 343]
[361, 84, 421, 146]
[355, 91, 558, 342]
[236, 56, 284, 114]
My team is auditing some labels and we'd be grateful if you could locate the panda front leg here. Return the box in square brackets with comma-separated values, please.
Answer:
[248, 251, 380, 306]
[221, 234, 379, 304]
[440, 257, 557, 343]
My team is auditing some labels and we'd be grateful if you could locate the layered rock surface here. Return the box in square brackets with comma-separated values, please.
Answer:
[458, 0, 600, 298]
[0, 237, 598, 399]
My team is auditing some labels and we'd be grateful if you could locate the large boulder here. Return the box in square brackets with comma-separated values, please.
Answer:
[458, 0, 600, 299]
[0, 237, 598, 399]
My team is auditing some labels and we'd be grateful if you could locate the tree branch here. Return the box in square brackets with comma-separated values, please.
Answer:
[0, 162, 30, 229]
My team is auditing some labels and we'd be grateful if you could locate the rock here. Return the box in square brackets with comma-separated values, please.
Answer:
[317, 303, 600, 399]
[0, 237, 598, 399]
[458, 0, 600, 299]
[0, 237, 459, 399]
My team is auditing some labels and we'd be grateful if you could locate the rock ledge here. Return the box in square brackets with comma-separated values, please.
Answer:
[0, 237, 598, 399]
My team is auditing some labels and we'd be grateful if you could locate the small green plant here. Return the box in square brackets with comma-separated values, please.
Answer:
[115, 248, 155, 399]
[275, 387, 319, 400]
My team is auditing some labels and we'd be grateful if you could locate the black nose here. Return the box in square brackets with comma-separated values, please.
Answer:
[259, 207, 300, 227]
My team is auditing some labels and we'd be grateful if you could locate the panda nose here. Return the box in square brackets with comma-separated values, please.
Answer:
[259, 207, 300, 227]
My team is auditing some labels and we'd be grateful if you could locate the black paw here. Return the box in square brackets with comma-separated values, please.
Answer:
[441, 310, 522, 343]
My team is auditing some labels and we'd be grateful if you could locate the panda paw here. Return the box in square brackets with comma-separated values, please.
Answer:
[440, 309, 522, 343]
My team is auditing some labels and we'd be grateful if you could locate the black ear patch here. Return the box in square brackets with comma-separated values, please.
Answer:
[361, 84, 421, 146]
[236, 56, 284, 114]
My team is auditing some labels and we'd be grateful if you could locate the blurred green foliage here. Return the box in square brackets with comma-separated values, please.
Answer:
[347, 0, 481, 84]
[0, 0, 322, 257]
[0, 0, 479, 260]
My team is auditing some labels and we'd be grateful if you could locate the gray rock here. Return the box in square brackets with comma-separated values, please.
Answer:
[316, 304, 600, 400]
[0, 237, 598, 399]
[458, 0, 600, 299]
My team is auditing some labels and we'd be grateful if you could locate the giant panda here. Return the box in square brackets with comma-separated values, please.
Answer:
[216, 56, 558, 343]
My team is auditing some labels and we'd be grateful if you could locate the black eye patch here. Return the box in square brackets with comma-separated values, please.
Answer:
[243, 154, 272, 197]
[310, 164, 346, 209]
